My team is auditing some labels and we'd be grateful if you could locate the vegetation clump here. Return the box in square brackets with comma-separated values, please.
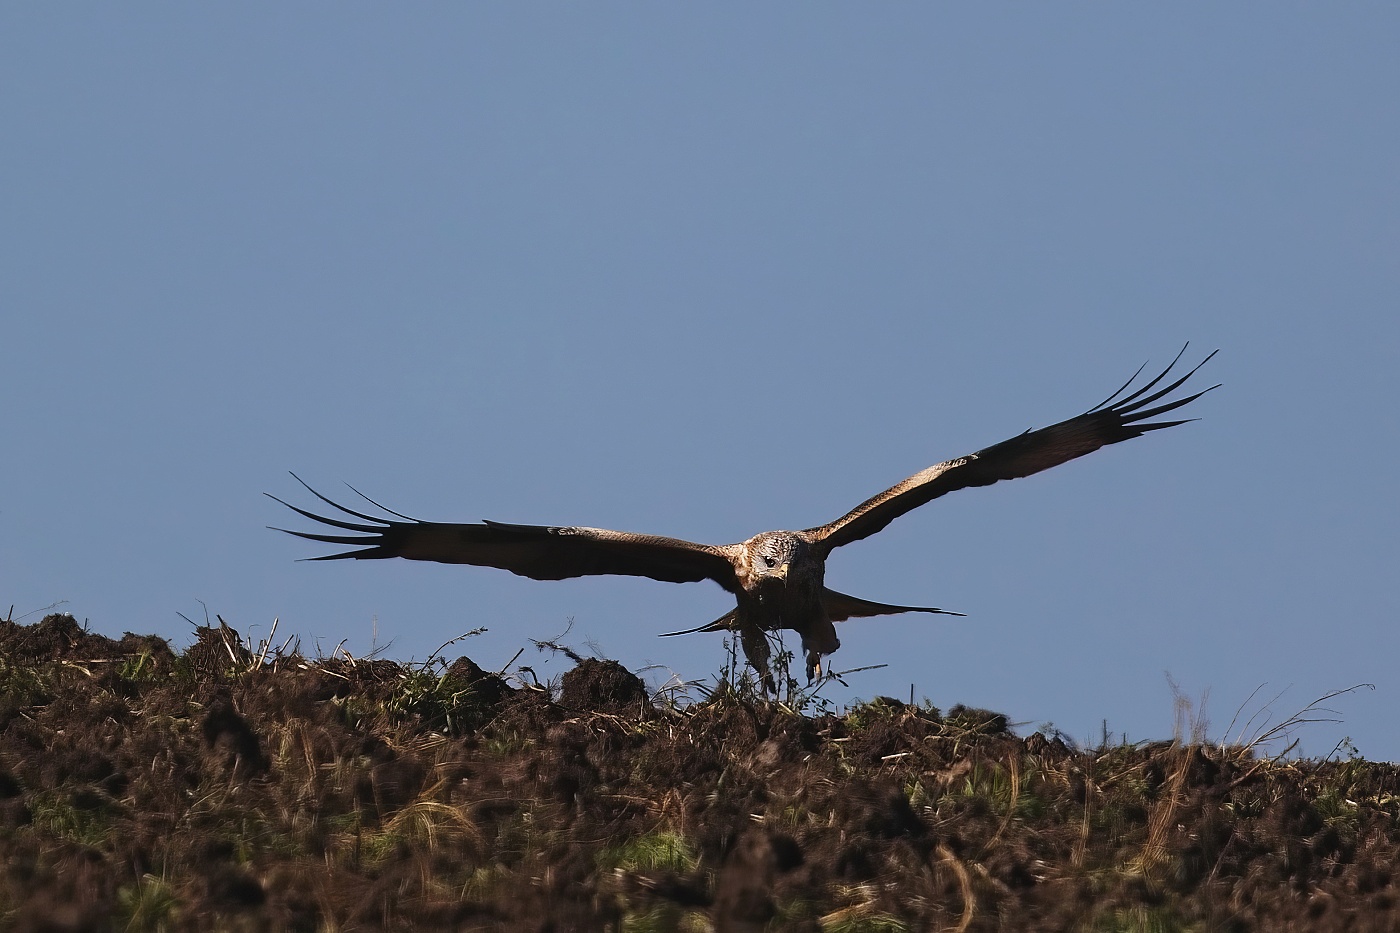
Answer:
[0, 612, 1395, 932]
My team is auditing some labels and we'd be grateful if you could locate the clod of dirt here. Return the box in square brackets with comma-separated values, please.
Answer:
[945, 703, 1010, 734]
[558, 658, 647, 712]
[445, 655, 514, 706]
[9, 899, 111, 933]
[184, 623, 251, 678]
[712, 829, 804, 931]
[0, 613, 162, 665]
[201, 695, 268, 777]
[856, 784, 926, 840]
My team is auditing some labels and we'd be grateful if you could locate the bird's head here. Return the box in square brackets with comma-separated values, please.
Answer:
[747, 532, 811, 587]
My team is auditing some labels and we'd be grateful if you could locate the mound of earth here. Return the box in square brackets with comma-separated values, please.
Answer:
[0, 613, 1396, 931]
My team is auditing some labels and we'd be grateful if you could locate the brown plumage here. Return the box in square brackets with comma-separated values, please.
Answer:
[270, 347, 1217, 689]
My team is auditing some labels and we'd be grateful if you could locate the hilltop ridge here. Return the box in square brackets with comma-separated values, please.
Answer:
[0, 612, 1396, 932]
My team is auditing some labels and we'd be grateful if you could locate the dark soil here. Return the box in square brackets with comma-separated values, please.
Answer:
[1, 613, 1397, 932]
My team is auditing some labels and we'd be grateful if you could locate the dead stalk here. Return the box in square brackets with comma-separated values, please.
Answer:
[1136, 744, 1192, 874]
[937, 842, 976, 933]
[981, 752, 1021, 856]
[1237, 684, 1374, 757]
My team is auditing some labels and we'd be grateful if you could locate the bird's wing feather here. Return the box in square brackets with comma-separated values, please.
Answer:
[657, 608, 739, 637]
[805, 347, 1218, 552]
[821, 588, 965, 622]
[269, 475, 744, 592]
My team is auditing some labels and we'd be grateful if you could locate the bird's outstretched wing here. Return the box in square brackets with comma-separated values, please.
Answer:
[805, 346, 1219, 552]
[269, 475, 744, 592]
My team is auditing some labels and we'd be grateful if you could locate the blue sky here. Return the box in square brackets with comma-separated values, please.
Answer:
[4, 6, 1397, 758]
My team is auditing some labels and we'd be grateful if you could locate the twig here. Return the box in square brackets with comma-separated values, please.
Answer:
[424, 628, 488, 667]
[253, 618, 279, 669]
[531, 618, 584, 662]
[496, 647, 525, 678]
[14, 601, 69, 623]
[1239, 684, 1374, 757]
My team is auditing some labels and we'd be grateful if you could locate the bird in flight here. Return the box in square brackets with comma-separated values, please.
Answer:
[271, 347, 1216, 691]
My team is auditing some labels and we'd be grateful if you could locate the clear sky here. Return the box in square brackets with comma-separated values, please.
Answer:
[4, 6, 1397, 758]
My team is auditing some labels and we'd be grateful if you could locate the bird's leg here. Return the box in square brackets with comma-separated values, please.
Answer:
[801, 620, 838, 684]
[739, 626, 776, 697]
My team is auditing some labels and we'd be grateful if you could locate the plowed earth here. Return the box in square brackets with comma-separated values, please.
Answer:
[1, 613, 1397, 932]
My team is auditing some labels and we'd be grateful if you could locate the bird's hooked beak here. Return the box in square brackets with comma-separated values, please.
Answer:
[756, 561, 789, 604]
